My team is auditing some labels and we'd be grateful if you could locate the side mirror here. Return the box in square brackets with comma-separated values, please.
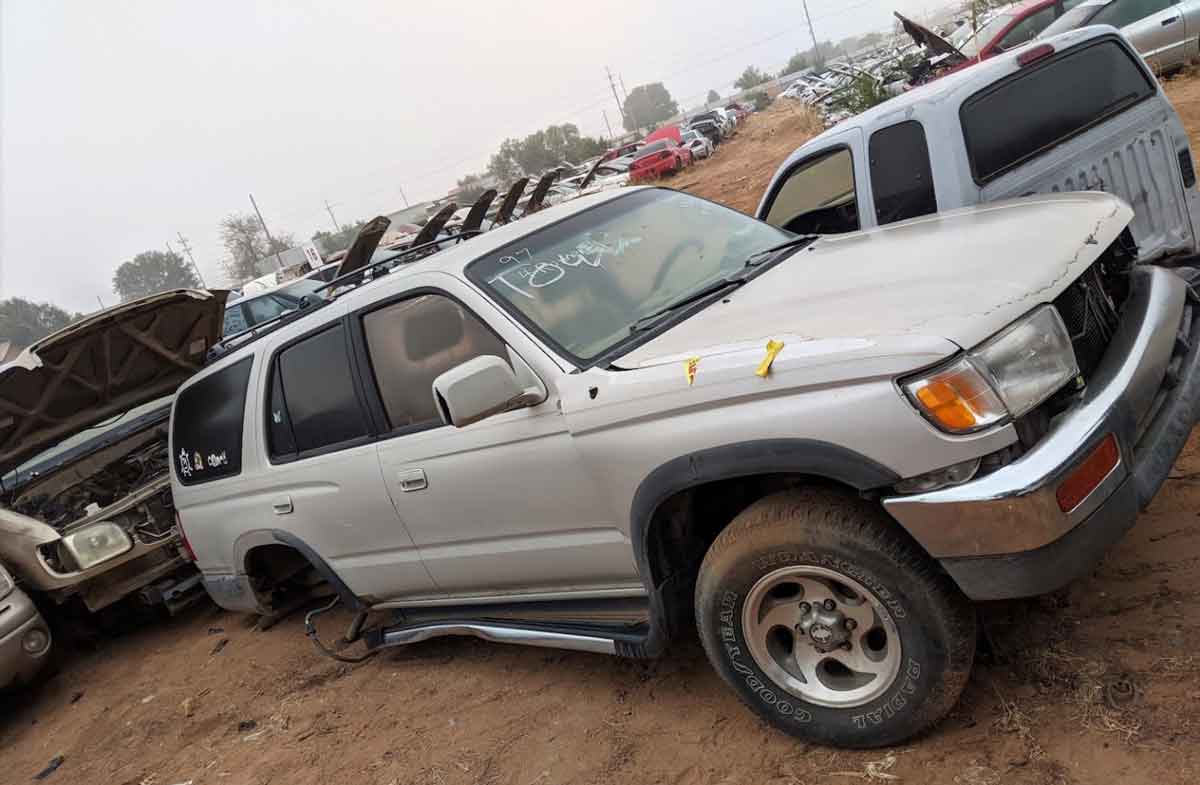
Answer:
[432, 356, 543, 428]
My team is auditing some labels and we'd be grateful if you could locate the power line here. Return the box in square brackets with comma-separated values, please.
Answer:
[175, 232, 206, 287]
[323, 200, 340, 233]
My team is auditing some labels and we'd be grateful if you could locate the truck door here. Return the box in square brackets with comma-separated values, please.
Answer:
[357, 278, 637, 599]
[965, 36, 1196, 261]
[1122, 0, 1190, 69]
[757, 128, 870, 233]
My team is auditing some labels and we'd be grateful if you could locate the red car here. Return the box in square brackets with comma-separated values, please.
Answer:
[601, 141, 642, 163]
[898, 0, 1083, 82]
[627, 140, 691, 183]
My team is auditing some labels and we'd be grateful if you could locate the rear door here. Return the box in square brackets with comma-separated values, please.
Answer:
[964, 36, 1195, 260]
[1119, 0, 1187, 67]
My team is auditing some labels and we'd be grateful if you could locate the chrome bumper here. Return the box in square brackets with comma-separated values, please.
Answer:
[884, 267, 1200, 599]
[0, 587, 51, 688]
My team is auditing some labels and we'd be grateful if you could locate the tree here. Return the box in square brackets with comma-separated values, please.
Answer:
[779, 52, 811, 77]
[312, 219, 367, 255]
[486, 123, 608, 182]
[734, 66, 771, 91]
[622, 83, 679, 133]
[0, 298, 83, 347]
[219, 213, 296, 283]
[111, 250, 201, 302]
[706, 89, 721, 104]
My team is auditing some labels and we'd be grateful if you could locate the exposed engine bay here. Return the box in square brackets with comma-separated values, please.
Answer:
[11, 432, 172, 536]
[3, 419, 183, 587]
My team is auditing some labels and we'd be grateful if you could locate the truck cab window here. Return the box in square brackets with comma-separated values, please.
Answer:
[762, 148, 859, 235]
[869, 120, 937, 226]
[362, 294, 510, 432]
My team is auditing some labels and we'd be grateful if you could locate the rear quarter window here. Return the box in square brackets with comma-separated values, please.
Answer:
[961, 39, 1156, 184]
[869, 120, 937, 226]
[172, 356, 253, 485]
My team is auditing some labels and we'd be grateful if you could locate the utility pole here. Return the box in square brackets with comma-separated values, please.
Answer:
[323, 200, 340, 234]
[175, 232, 206, 287]
[602, 109, 614, 141]
[606, 66, 627, 130]
[398, 185, 410, 208]
[802, 0, 822, 67]
[619, 74, 629, 103]
[249, 192, 284, 271]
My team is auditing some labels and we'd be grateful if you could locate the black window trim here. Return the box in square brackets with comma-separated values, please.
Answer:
[264, 316, 378, 466]
[960, 34, 1157, 186]
[345, 286, 522, 444]
[757, 143, 858, 228]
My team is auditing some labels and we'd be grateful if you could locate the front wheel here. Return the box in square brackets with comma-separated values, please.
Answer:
[695, 489, 976, 748]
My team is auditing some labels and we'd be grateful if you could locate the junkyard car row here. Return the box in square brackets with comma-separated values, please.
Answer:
[4, 23, 1200, 750]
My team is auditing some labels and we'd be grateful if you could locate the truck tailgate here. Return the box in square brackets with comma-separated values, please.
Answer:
[979, 99, 1194, 262]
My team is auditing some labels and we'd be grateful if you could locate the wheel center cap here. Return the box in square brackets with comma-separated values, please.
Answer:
[809, 624, 834, 644]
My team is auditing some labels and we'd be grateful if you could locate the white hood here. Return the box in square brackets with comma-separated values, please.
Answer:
[618, 193, 1132, 368]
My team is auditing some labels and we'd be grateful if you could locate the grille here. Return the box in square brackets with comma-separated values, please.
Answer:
[1053, 264, 1122, 381]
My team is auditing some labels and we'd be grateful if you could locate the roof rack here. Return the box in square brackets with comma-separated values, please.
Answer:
[207, 230, 481, 362]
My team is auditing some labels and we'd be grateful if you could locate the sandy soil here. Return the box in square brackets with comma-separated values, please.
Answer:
[6, 82, 1200, 785]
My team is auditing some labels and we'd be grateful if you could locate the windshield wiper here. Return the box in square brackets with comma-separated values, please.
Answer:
[743, 234, 818, 267]
[630, 277, 747, 333]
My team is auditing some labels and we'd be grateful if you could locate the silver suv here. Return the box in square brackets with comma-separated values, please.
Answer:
[172, 185, 1199, 748]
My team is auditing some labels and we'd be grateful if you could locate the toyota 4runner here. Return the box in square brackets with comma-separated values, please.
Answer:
[172, 186, 1199, 748]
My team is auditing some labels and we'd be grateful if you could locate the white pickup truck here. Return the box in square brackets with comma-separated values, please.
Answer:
[758, 26, 1200, 264]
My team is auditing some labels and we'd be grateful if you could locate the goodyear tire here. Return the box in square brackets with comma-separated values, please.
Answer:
[695, 489, 975, 748]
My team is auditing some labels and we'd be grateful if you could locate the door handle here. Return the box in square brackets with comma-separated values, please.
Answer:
[272, 496, 294, 515]
[398, 469, 428, 493]
[1163, 16, 1180, 25]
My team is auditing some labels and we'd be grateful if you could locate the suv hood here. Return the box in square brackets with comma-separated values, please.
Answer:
[895, 12, 967, 64]
[0, 289, 226, 475]
[618, 193, 1132, 368]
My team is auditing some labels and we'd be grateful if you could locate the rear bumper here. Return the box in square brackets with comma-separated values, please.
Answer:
[0, 588, 51, 688]
[884, 266, 1200, 600]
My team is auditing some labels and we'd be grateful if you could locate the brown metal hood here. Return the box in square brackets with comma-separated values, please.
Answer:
[0, 289, 227, 475]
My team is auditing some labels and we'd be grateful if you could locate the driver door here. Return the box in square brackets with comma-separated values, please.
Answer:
[354, 276, 638, 600]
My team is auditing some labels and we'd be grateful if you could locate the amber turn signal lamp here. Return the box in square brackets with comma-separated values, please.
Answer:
[1056, 433, 1119, 513]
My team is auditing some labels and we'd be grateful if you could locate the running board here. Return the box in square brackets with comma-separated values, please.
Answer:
[365, 619, 648, 656]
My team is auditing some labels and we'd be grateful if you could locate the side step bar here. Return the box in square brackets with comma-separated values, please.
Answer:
[365, 619, 648, 656]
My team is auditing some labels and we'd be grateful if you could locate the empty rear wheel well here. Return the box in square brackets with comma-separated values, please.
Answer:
[243, 544, 329, 612]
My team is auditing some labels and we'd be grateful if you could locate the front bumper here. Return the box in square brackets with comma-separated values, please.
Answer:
[884, 267, 1200, 600]
[0, 587, 52, 688]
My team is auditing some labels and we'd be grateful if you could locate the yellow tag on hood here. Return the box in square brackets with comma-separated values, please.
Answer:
[755, 340, 785, 378]
[685, 357, 700, 386]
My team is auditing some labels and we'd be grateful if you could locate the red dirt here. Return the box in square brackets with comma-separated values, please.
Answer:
[5, 84, 1200, 785]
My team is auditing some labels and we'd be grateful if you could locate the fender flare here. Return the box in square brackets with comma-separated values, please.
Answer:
[630, 439, 899, 583]
[262, 530, 366, 612]
[622, 439, 898, 656]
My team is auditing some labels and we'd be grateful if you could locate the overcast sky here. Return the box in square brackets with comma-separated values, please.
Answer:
[1, 0, 950, 313]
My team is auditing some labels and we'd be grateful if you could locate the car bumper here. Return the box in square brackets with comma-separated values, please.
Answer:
[0, 587, 52, 688]
[884, 266, 1200, 600]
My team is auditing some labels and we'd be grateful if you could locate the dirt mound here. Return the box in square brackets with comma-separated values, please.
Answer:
[665, 101, 825, 214]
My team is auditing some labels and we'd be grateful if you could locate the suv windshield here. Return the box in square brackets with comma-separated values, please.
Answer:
[467, 189, 792, 364]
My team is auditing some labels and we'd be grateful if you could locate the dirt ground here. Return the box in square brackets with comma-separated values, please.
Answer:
[7, 82, 1200, 785]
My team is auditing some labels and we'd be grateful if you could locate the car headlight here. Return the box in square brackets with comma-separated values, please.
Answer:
[0, 563, 13, 601]
[61, 522, 133, 570]
[903, 305, 1079, 434]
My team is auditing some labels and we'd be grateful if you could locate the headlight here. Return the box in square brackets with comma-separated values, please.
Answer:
[0, 563, 13, 600]
[903, 305, 1079, 434]
[61, 522, 133, 570]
